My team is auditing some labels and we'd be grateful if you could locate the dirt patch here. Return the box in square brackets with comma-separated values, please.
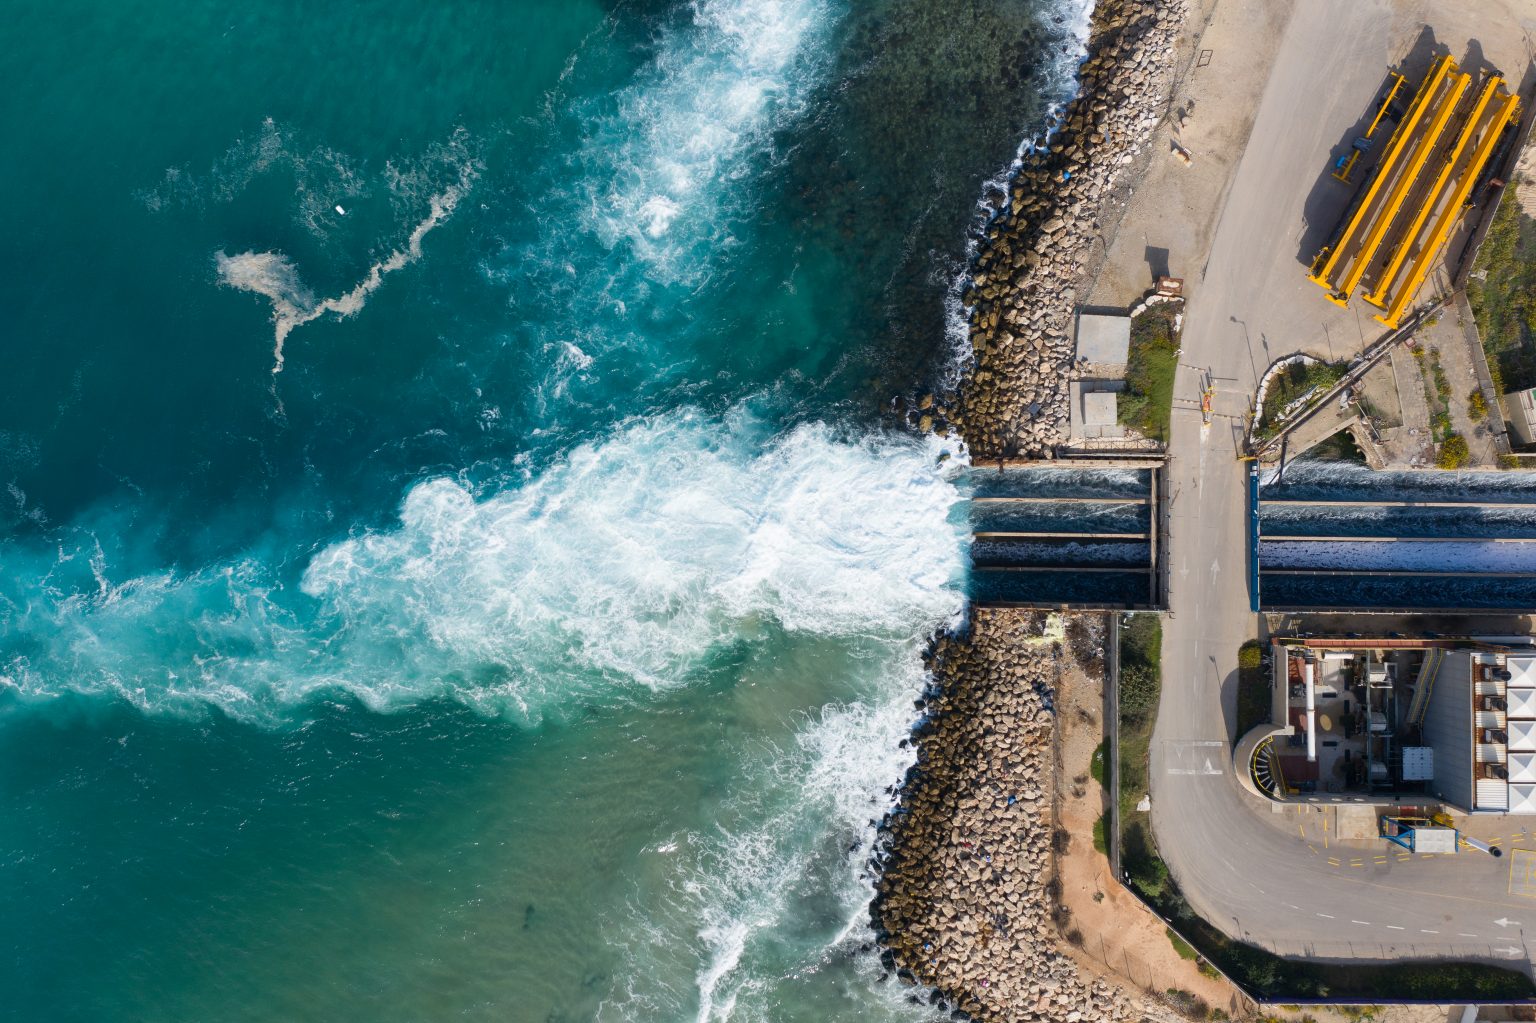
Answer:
[1053, 632, 1244, 1016]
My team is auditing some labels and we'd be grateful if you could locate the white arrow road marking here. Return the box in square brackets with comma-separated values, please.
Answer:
[1179, 559, 1189, 581]
[1495, 918, 1523, 928]
[1165, 741, 1226, 775]
[1497, 946, 1523, 958]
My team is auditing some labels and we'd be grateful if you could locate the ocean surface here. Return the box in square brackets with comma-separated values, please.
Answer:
[0, 1, 1090, 1019]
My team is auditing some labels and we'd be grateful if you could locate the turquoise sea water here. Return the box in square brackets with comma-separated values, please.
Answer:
[0, 1, 1088, 1019]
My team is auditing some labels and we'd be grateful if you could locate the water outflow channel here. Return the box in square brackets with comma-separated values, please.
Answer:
[1258, 463, 1536, 611]
[967, 460, 1164, 610]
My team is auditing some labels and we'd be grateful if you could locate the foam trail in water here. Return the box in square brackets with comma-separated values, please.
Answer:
[216, 162, 476, 372]
[0, 411, 968, 725]
[601, 654, 942, 1023]
[577, 0, 830, 283]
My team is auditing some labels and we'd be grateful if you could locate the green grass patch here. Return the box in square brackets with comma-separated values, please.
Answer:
[1093, 813, 1108, 855]
[1090, 739, 1107, 786]
[1121, 613, 1162, 674]
[1168, 927, 1198, 960]
[1468, 195, 1536, 395]
[1119, 613, 1162, 727]
[1417, 346, 1459, 444]
[1430, 348, 1452, 405]
[1116, 613, 1162, 893]
[1257, 359, 1347, 439]
[1235, 640, 1269, 740]
[1119, 306, 1179, 441]
[1469, 387, 1489, 422]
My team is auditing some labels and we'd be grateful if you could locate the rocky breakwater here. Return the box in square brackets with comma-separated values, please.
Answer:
[873, 610, 1177, 1022]
[948, 0, 1186, 458]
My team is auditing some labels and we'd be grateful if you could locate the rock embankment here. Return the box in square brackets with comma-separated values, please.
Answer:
[873, 611, 1179, 1022]
[947, 0, 1186, 458]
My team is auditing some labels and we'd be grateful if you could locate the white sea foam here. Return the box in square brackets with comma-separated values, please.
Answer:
[302, 413, 967, 705]
[572, 0, 831, 284]
[0, 412, 968, 724]
[1261, 539, 1536, 573]
[216, 159, 477, 372]
[600, 654, 941, 1023]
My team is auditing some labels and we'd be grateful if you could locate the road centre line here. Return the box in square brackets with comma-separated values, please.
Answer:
[1317, 913, 1335, 919]
[1421, 929, 1439, 934]
[1386, 925, 1405, 931]
[1350, 919, 1370, 925]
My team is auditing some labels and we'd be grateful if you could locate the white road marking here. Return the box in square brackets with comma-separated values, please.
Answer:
[1166, 740, 1226, 776]
[1459, 932, 1479, 938]
[1350, 920, 1370, 925]
[1420, 929, 1439, 934]
[1317, 913, 1335, 919]
[1495, 917, 1524, 928]
[1386, 925, 1405, 931]
[1497, 945, 1523, 958]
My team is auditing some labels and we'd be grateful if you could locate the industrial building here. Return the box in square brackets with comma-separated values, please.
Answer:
[1308, 54, 1521, 328]
[1247, 637, 1536, 815]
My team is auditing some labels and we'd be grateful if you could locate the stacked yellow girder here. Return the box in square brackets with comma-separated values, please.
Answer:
[1309, 55, 1463, 306]
[1308, 54, 1522, 327]
[1364, 76, 1521, 327]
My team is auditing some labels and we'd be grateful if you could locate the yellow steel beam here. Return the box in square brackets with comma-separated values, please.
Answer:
[1309, 56, 1455, 292]
[1332, 150, 1361, 183]
[1368, 73, 1409, 137]
[1336, 68, 1470, 299]
[1330, 75, 1405, 184]
[1363, 76, 1501, 309]
[1375, 89, 1522, 328]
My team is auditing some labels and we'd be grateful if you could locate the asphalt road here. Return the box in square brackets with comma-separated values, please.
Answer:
[1148, 0, 1536, 971]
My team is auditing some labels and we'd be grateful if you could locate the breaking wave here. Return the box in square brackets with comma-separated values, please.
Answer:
[0, 411, 967, 725]
[600, 657, 941, 1023]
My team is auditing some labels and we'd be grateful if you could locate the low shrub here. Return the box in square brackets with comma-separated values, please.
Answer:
[1437, 433, 1470, 469]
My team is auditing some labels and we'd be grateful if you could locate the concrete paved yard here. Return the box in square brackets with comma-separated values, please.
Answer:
[1136, 0, 1536, 976]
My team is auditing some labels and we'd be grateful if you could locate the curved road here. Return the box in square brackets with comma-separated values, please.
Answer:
[1148, 0, 1534, 971]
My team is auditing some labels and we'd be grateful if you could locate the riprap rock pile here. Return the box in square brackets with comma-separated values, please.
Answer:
[873, 610, 1180, 1022]
[950, 0, 1187, 458]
